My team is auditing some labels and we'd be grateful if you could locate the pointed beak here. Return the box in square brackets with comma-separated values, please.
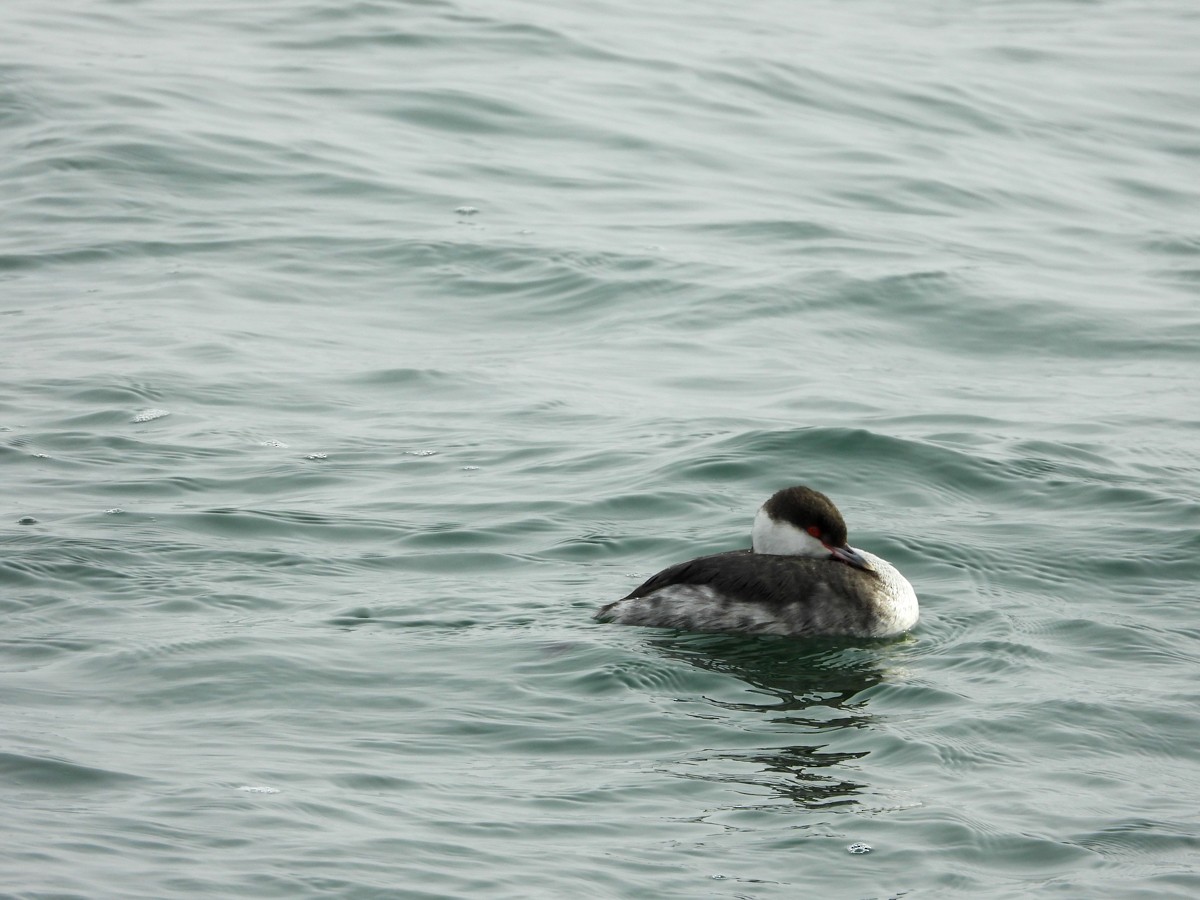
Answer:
[828, 543, 871, 572]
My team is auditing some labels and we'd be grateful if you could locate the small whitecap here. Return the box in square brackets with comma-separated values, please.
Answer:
[461, 466, 479, 471]
[306, 452, 327, 460]
[260, 439, 289, 448]
[237, 785, 280, 794]
[406, 450, 437, 457]
[133, 408, 170, 423]
[33, 452, 50, 459]
[455, 205, 479, 216]
[105, 508, 125, 515]
[847, 842, 872, 855]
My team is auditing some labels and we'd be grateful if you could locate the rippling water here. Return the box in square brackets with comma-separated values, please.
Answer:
[3, 0, 1200, 896]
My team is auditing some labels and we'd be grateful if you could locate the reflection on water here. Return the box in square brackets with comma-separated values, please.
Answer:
[697, 743, 870, 809]
[646, 633, 898, 810]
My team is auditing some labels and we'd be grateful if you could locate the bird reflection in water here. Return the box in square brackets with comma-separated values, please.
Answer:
[644, 632, 897, 810]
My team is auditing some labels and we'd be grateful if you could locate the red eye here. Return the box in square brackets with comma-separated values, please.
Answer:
[806, 526, 821, 538]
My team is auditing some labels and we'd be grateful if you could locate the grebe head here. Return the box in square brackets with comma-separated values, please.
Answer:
[750, 485, 872, 572]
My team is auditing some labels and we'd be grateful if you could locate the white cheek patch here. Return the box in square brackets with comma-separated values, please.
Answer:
[750, 508, 828, 557]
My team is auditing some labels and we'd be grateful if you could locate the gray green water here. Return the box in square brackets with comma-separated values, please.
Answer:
[3, 0, 1200, 896]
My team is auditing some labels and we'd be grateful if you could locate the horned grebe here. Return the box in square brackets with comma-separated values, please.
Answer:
[594, 486, 918, 638]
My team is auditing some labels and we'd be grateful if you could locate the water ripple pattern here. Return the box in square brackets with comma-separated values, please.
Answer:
[2, 0, 1199, 897]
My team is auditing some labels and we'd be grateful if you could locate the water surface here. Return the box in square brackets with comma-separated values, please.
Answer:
[3, 0, 1199, 896]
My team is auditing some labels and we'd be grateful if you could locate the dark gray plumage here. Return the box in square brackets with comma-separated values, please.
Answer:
[593, 486, 919, 638]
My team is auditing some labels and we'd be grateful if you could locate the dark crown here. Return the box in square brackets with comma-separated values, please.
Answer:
[762, 485, 849, 545]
